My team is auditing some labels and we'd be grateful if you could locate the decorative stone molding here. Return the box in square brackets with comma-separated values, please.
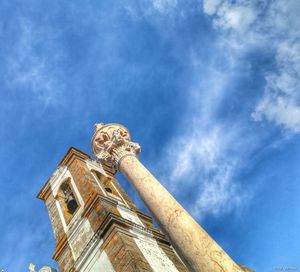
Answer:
[91, 123, 141, 170]
[28, 264, 57, 272]
[39, 267, 57, 272]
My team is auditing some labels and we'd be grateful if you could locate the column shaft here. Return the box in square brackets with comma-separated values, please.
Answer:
[119, 155, 242, 272]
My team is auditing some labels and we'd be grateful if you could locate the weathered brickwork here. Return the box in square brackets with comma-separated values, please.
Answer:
[38, 147, 188, 272]
[45, 193, 65, 243]
[85, 196, 121, 233]
[56, 242, 76, 272]
[68, 158, 98, 203]
[103, 229, 153, 272]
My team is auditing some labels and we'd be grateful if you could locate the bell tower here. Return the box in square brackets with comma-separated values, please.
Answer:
[37, 147, 188, 272]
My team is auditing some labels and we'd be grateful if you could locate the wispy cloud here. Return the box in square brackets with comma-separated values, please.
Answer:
[203, 0, 300, 133]
[166, 123, 250, 218]
[160, 64, 255, 219]
[252, 40, 300, 132]
[150, 0, 178, 13]
[205, 0, 258, 32]
[4, 17, 64, 105]
[157, 0, 300, 219]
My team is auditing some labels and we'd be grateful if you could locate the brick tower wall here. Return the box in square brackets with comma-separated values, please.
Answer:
[37, 147, 188, 272]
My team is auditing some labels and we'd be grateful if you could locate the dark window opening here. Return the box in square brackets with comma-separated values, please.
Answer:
[65, 194, 78, 214]
[61, 183, 78, 215]
[105, 187, 113, 193]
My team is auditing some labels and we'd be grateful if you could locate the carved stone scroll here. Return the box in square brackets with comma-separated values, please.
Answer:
[91, 123, 140, 170]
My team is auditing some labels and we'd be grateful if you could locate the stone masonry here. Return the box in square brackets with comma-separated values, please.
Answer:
[38, 147, 188, 272]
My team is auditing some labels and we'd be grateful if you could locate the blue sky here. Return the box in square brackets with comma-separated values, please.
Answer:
[0, 0, 299, 271]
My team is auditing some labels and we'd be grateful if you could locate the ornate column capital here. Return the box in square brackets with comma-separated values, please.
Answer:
[91, 123, 141, 170]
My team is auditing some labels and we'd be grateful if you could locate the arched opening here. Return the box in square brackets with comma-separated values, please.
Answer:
[57, 180, 79, 223]
[61, 182, 78, 215]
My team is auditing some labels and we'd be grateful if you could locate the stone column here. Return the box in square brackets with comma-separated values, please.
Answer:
[91, 123, 243, 272]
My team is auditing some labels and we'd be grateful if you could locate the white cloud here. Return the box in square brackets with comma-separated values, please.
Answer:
[169, 127, 222, 182]
[253, 39, 300, 133]
[159, 65, 254, 219]
[203, 0, 222, 16]
[252, 90, 300, 133]
[193, 164, 244, 216]
[5, 18, 64, 104]
[151, 0, 178, 13]
[164, 0, 300, 218]
[214, 2, 258, 32]
[166, 123, 249, 218]
[202, 0, 300, 134]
